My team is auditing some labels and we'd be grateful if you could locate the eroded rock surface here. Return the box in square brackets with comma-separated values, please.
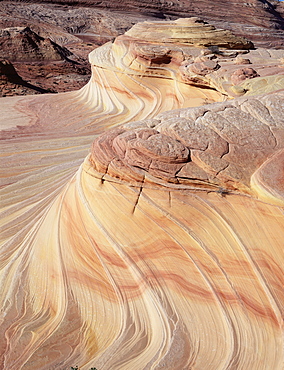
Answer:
[1, 0, 284, 96]
[88, 18, 284, 101]
[89, 91, 284, 204]
[0, 26, 73, 62]
[0, 2, 162, 94]
[0, 16, 284, 370]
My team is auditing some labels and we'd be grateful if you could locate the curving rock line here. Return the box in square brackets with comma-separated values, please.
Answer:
[0, 17, 284, 369]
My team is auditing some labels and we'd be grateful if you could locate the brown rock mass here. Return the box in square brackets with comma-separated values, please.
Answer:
[0, 26, 73, 62]
[6, 0, 284, 32]
[1, 0, 284, 96]
[230, 67, 260, 85]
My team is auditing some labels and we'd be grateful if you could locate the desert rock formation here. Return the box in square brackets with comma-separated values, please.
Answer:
[0, 2, 162, 95]
[0, 17, 284, 370]
[0, 59, 54, 96]
[7, 0, 284, 31]
[0, 26, 73, 62]
[1, 0, 284, 97]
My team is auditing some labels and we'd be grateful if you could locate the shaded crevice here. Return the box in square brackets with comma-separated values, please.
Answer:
[215, 163, 230, 177]
[132, 180, 144, 214]
[220, 142, 230, 159]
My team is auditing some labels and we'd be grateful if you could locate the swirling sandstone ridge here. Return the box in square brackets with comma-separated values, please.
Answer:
[0, 18, 284, 369]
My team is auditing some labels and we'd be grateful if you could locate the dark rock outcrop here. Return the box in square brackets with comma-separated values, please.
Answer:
[0, 26, 73, 62]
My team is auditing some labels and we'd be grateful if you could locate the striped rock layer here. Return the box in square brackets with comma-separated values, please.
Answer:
[0, 18, 284, 370]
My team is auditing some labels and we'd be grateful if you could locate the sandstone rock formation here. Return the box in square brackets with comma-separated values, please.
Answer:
[0, 17, 284, 370]
[89, 90, 284, 203]
[87, 18, 284, 103]
[0, 26, 73, 62]
[1, 0, 284, 96]
[0, 2, 161, 95]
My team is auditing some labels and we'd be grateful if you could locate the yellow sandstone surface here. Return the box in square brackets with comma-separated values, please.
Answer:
[0, 18, 284, 369]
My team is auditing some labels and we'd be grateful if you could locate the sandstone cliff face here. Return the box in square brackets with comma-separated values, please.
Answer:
[0, 17, 284, 370]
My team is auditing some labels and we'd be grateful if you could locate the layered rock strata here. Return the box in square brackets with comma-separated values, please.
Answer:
[1, 0, 284, 97]
[0, 17, 284, 370]
[89, 90, 284, 203]
[1, 17, 283, 139]
[88, 18, 284, 103]
[1, 91, 284, 369]
[8, 0, 284, 32]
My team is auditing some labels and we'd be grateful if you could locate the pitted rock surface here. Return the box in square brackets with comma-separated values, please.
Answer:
[90, 90, 284, 200]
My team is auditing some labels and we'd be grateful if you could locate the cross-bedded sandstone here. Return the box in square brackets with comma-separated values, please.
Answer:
[0, 15, 284, 370]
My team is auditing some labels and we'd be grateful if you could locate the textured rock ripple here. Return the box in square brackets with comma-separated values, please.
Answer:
[0, 17, 284, 370]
